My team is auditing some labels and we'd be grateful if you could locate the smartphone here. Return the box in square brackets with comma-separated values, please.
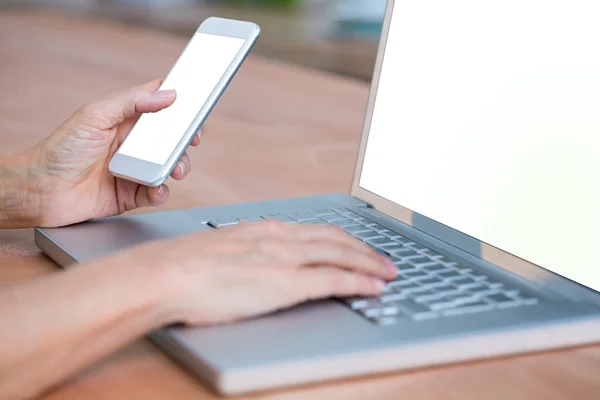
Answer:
[109, 17, 260, 187]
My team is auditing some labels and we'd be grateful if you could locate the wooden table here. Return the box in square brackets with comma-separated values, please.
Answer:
[1, 10, 600, 400]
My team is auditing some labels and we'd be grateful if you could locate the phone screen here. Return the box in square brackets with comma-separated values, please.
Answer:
[117, 32, 245, 165]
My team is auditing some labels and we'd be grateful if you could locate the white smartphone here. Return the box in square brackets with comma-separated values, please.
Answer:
[109, 17, 260, 187]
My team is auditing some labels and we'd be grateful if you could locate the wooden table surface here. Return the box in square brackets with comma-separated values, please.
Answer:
[1, 10, 600, 400]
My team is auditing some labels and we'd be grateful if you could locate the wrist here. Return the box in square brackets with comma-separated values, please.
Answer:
[104, 242, 187, 328]
[0, 146, 43, 229]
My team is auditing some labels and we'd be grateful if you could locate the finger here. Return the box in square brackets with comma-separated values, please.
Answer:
[222, 220, 291, 237]
[290, 224, 383, 258]
[190, 123, 206, 146]
[295, 241, 396, 281]
[190, 132, 201, 147]
[297, 267, 385, 301]
[170, 152, 191, 180]
[82, 85, 176, 130]
[135, 184, 170, 208]
[291, 224, 363, 245]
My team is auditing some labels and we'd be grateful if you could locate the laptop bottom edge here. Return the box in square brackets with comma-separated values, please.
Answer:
[151, 315, 600, 396]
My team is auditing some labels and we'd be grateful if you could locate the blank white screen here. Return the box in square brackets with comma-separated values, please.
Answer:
[118, 32, 244, 165]
[360, 0, 600, 291]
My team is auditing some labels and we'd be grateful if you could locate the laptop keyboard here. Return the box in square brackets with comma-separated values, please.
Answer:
[207, 207, 539, 326]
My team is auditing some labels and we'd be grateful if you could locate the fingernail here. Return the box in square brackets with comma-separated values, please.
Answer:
[198, 127, 203, 138]
[177, 162, 186, 176]
[371, 278, 386, 291]
[156, 89, 176, 99]
[156, 185, 164, 195]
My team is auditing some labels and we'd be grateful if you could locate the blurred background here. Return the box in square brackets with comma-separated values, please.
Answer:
[0, 0, 386, 81]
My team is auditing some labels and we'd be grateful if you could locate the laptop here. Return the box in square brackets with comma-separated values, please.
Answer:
[35, 0, 600, 395]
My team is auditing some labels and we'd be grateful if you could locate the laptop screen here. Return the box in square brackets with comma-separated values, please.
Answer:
[359, 0, 600, 292]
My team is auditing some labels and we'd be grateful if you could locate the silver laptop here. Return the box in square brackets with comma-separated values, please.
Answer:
[35, 0, 600, 395]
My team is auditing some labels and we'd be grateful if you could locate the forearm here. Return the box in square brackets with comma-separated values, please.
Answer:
[0, 149, 41, 229]
[0, 251, 175, 399]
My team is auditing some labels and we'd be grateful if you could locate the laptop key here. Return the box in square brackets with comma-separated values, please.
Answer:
[337, 210, 362, 220]
[435, 269, 462, 280]
[319, 213, 347, 223]
[381, 230, 402, 239]
[421, 249, 443, 258]
[353, 231, 382, 241]
[487, 281, 504, 290]
[420, 263, 447, 273]
[407, 256, 433, 266]
[462, 283, 491, 294]
[407, 243, 428, 252]
[393, 236, 414, 246]
[456, 280, 487, 290]
[432, 284, 460, 295]
[520, 297, 540, 306]
[299, 218, 327, 225]
[394, 299, 438, 320]
[329, 218, 354, 227]
[415, 276, 445, 287]
[362, 308, 383, 318]
[377, 244, 407, 255]
[394, 263, 419, 273]
[395, 283, 428, 295]
[400, 269, 429, 279]
[502, 288, 520, 297]
[449, 276, 477, 287]
[207, 218, 240, 228]
[345, 298, 379, 310]
[310, 209, 336, 217]
[470, 274, 489, 282]
[262, 214, 296, 223]
[394, 249, 420, 259]
[437, 255, 458, 265]
[441, 301, 495, 316]
[451, 264, 473, 274]
[286, 211, 318, 222]
[424, 299, 460, 311]
[485, 293, 521, 307]
[379, 229, 397, 237]
[366, 237, 397, 247]
[342, 224, 370, 234]
[364, 223, 387, 232]
[381, 306, 401, 316]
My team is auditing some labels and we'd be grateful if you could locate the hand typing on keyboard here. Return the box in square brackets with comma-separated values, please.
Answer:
[112, 220, 397, 326]
[208, 208, 540, 326]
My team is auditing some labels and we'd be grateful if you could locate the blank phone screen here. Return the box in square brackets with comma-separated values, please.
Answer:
[117, 32, 245, 165]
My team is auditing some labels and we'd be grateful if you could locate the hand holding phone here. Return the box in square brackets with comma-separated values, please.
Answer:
[109, 17, 260, 187]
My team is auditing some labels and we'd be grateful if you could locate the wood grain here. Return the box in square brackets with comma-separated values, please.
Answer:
[1, 10, 600, 400]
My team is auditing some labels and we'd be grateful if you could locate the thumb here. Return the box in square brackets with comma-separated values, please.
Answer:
[81, 85, 176, 129]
